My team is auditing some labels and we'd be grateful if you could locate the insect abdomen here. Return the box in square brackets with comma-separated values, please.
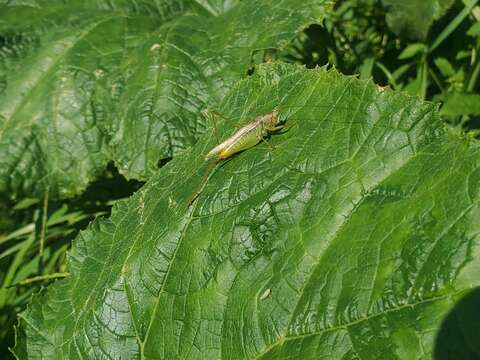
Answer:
[219, 126, 265, 159]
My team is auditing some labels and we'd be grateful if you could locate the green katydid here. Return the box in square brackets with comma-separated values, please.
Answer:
[188, 108, 284, 205]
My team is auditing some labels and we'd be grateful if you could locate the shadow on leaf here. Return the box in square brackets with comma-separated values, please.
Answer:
[434, 287, 480, 359]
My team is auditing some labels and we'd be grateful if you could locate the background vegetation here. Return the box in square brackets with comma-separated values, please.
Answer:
[1, 0, 479, 357]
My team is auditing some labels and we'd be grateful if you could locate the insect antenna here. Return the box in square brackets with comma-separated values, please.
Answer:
[274, 104, 427, 132]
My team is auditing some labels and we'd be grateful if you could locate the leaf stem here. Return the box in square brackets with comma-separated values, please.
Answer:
[428, 67, 445, 93]
[419, 56, 428, 99]
[9, 272, 69, 287]
[467, 60, 480, 91]
[39, 188, 49, 272]
[376, 61, 398, 89]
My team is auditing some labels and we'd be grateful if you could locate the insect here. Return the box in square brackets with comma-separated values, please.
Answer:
[187, 108, 284, 205]
[205, 108, 282, 160]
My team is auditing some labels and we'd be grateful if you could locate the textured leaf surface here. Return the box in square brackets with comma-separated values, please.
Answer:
[0, 2, 179, 197]
[15, 63, 480, 358]
[107, 1, 330, 181]
[0, 0, 195, 16]
[382, 0, 455, 39]
[0, 0, 330, 198]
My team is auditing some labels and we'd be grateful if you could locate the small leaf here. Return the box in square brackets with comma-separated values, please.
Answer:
[359, 57, 375, 79]
[441, 93, 480, 116]
[467, 21, 480, 36]
[456, 50, 472, 60]
[434, 57, 455, 77]
[398, 43, 427, 59]
[12, 198, 39, 210]
[404, 75, 422, 95]
[449, 68, 465, 83]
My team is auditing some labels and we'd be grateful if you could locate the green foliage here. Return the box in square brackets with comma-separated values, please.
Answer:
[0, 0, 330, 199]
[382, 0, 456, 40]
[14, 63, 480, 358]
[284, 0, 480, 133]
[283, 0, 391, 75]
[1, 0, 480, 358]
[0, 164, 142, 356]
[441, 92, 480, 116]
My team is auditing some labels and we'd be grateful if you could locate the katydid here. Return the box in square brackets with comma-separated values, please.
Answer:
[188, 108, 283, 205]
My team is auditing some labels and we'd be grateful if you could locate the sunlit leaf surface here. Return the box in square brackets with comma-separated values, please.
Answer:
[15, 63, 480, 359]
[0, 0, 330, 197]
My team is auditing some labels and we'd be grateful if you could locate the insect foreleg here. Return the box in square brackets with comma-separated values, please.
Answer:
[259, 136, 276, 152]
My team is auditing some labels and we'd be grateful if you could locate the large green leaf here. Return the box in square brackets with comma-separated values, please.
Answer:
[0, 0, 194, 16]
[0, 2, 180, 198]
[15, 63, 480, 358]
[0, 0, 331, 198]
[106, 1, 330, 180]
[382, 0, 455, 40]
